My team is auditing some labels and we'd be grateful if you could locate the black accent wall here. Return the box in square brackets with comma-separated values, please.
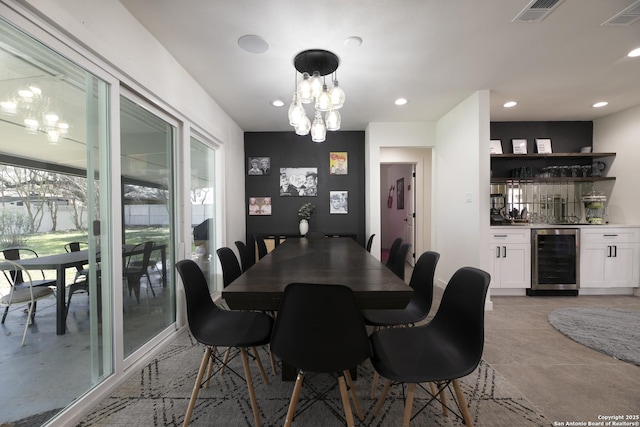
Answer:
[244, 131, 366, 246]
[490, 121, 593, 154]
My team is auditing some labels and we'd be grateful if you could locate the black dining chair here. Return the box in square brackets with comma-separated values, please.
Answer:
[385, 237, 403, 268]
[254, 235, 268, 260]
[390, 243, 411, 281]
[234, 241, 255, 273]
[175, 259, 273, 427]
[363, 251, 440, 398]
[305, 231, 325, 238]
[365, 233, 376, 253]
[369, 266, 490, 427]
[216, 247, 242, 288]
[270, 282, 371, 427]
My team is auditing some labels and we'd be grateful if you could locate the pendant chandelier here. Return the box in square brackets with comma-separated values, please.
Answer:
[288, 49, 345, 143]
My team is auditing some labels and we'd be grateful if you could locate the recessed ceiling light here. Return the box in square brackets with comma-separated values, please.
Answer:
[237, 35, 269, 54]
[394, 98, 408, 106]
[503, 101, 517, 108]
[628, 47, 640, 58]
[592, 101, 608, 108]
[271, 99, 285, 107]
[344, 36, 363, 48]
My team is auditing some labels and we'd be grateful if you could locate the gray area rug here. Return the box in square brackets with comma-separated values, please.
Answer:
[78, 331, 548, 426]
[549, 306, 640, 366]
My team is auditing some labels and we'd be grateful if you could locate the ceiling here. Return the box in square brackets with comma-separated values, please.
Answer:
[119, 0, 640, 133]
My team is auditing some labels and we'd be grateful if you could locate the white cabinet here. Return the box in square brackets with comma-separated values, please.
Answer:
[489, 229, 531, 289]
[580, 228, 640, 288]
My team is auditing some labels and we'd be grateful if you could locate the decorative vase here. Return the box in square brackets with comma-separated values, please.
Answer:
[299, 219, 309, 236]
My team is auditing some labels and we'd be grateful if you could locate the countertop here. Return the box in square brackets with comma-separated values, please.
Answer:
[490, 223, 640, 229]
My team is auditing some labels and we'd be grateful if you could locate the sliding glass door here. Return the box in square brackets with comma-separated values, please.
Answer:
[120, 96, 175, 357]
[0, 16, 111, 423]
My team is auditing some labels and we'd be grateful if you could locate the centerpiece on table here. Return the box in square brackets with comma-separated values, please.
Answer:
[297, 203, 315, 236]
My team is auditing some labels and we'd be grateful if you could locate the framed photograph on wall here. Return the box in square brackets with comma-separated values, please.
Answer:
[535, 138, 553, 154]
[396, 178, 404, 210]
[329, 191, 348, 214]
[247, 156, 271, 175]
[511, 139, 528, 154]
[279, 167, 318, 196]
[248, 197, 271, 215]
[489, 140, 503, 154]
[329, 152, 348, 175]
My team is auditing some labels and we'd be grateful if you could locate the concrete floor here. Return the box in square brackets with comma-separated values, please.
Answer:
[481, 294, 640, 424]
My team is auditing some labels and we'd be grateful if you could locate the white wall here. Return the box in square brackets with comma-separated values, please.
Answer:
[593, 104, 640, 225]
[434, 91, 491, 292]
[365, 123, 436, 260]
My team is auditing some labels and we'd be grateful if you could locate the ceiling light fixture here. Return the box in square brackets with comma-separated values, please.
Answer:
[0, 84, 70, 144]
[271, 99, 285, 107]
[394, 98, 408, 106]
[503, 101, 517, 108]
[287, 49, 344, 143]
[592, 101, 608, 108]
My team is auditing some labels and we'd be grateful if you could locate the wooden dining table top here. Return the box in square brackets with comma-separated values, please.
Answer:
[222, 237, 413, 311]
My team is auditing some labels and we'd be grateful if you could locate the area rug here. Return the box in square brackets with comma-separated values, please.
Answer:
[78, 331, 548, 427]
[549, 307, 640, 366]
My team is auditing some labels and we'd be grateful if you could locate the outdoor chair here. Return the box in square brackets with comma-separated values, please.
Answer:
[123, 241, 155, 303]
[0, 259, 55, 346]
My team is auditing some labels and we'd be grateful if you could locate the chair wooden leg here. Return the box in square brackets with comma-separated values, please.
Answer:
[370, 371, 380, 399]
[183, 347, 211, 427]
[374, 378, 392, 416]
[204, 347, 217, 388]
[284, 371, 305, 427]
[428, 382, 447, 415]
[268, 344, 278, 376]
[403, 383, 416, 427]
[240, 348, 261, 427]
[343, 369, 364, 420]
[438, 381, 449, 416]
[338, 375, 356, 427]
[251, 346, 270, 384]
[220, 347, 231, 374]
[453, 379, 474, 427]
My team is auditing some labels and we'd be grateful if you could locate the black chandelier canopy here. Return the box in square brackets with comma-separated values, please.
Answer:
[293, 49, 339, 76]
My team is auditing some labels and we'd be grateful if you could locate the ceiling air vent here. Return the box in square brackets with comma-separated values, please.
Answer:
[512, 0, 565, 22]
[602, 0, 640, 26]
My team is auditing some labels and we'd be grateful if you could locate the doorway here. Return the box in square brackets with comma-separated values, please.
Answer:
[380, 163, 416, 266]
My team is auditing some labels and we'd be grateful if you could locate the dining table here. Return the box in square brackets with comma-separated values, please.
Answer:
[11, 243, 167, 336]
[12, 249, 95, 335]
[222, 236, 413, 312]
[222, 236, 413, 380]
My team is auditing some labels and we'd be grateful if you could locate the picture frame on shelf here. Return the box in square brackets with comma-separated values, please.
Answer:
[511, 139, 528, 154]
[489, 140, 503, 154]
[535, 138, 553, 154]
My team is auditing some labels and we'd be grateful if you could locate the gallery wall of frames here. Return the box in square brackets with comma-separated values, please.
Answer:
[244, 131, 365, 246]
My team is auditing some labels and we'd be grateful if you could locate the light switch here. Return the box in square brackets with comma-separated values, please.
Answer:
[465, 192, 472, 203]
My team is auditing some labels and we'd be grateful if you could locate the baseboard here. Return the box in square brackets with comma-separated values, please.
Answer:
[526, 288, 579, 296]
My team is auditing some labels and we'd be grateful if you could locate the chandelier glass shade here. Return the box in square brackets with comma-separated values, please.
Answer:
[0, 84, 69, 144]
[288, 49, 345, 142]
